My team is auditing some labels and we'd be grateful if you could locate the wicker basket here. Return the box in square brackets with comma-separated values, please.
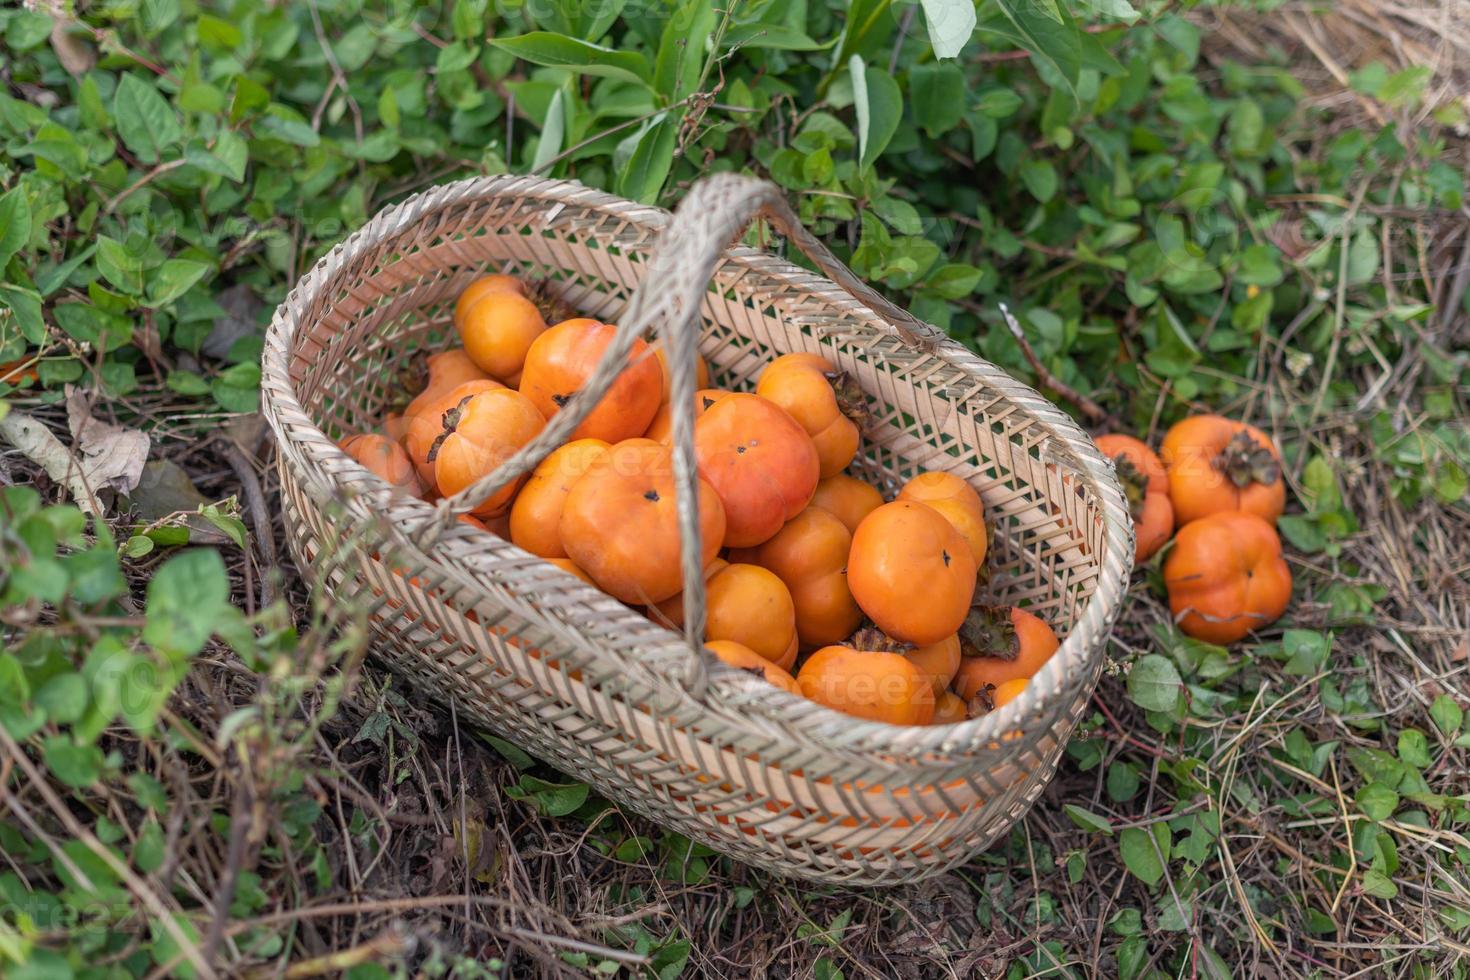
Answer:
[261, 173, 1132, 886]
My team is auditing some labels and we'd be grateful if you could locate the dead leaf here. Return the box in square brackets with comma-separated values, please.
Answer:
[0, 409, 102, 514]
[122, 460, 230, 544]
[66, 387, 149, 496]
[204, 284, 263, 360]
[49, 16, 95, 75]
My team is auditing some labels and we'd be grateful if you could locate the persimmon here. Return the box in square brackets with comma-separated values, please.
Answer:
[432, 388, 546, 518]
[750, 505, 862, 648]
[508, 438, 612, 558]
[903, 633, 962, 697]
[1163, 511, 1291, 644]
[643, 388, 730, 443]
[340, 433, 423, 497]
[1160, 415, 1285, 527]
[707, 640, 799, 694]
[519, 318, 663, 443]
[808, 474, 884, 534]
[651, 342, 711, 402]
[650, 561, 797, 669]
[559, 440, 726, 604]
[404, 349, 495, 420]
[896, 471, 987, 567]
[547, 557, 595, 586]
[932, 691, 969, 725]
[458, 291, 547, 382]
[453, 273, 525, 331]
[0, 358, 38, 387]
[694, 393, 820, 547]
[649, 557, 729, 628]
[705, 564, 799, 669]
[990, 678, 1028, 709]
[953, 606, 1060, 700]
[405, 379, 505, 488]
[848, 501, 977, 645]
[459, 513, 512, 537]
[796, 640, 935, 726]
[755, 353, 865, 479]
[1095, 433, 1173, 562]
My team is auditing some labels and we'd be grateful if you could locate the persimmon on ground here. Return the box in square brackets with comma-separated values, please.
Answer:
[1095, 433, 1174, 562]
[1160, 414, 1285, 527]
[1163, 510, 1291, 644]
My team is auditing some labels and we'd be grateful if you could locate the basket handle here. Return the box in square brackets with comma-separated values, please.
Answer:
[421, 174, 942, 697]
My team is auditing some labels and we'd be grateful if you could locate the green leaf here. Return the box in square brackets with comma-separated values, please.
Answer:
[974, 87, 1024, 118]
[615, 115, 677, 204]
[531, 88, 567, 174]
[0, 185, 32, 270]
[1397, 729, 1432, 769]
[850, 57, 902, 172]
[113, 73, 183, 165]
[910, 63, 966, 136]
[1430, 695, 1463, 737]
[1019, 158, 1058, 202]
[1063, 804, 1113, 835]
[1346, 226, 1379, 285]
[724, 23, 827, 51]
[35, 674, 89, 726]
[920, 0, 977, 60]
[986, 1, 1082, 94]
[1281, 630, 1331, 676]
[491, 32, 652, 86]
[1119, 824, 1168, 887]
[143, 548, 231, 658]
[654, 0, 715, 100]
[506, 775, 589, 816]
[146, 260, 211, 308]
[42, 737, 103, 788]
[1127, 654, 1182, 712]
[0, 284, 45, 345]
[1356, 782, 1399, 822]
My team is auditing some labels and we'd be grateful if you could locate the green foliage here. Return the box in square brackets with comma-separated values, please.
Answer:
[1, 0, 1466, 975]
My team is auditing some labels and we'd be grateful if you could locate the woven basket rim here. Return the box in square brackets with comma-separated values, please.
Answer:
[260, 173, 1134, 756]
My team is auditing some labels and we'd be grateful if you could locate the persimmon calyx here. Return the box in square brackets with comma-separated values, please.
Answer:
[425, 394, 475, 464]
[849, 625, 912, 653]
[398, 349, 431, 399]
[529, 278, 577, 324]
[1111, 452, 1150, 521]
[1214, 430, 1280, 488]
[966, 685, 996, 717]
[825, 370, 870, 427]
[959, 605, 1020, 661]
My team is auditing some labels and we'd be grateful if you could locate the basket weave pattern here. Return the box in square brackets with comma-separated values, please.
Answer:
[262, 174, 1133, 885]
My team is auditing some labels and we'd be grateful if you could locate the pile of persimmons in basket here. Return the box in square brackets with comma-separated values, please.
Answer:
[341, 273, 1289, 727]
